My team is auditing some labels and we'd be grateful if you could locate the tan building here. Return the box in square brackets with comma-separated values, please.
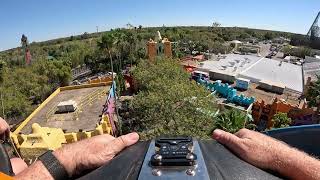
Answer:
[147, 31, 173, 61]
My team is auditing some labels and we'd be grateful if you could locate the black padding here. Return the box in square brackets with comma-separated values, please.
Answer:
[78, 141, 150, 180]
[265, 126, 320, 157]
[199, 140, 284, 180]
[0, 143, 14, 176]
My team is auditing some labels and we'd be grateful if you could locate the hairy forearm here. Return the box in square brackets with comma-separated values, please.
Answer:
[14, 161, 53, 180]
[274, 147, 320, 180]
[14, 149, 73, 180]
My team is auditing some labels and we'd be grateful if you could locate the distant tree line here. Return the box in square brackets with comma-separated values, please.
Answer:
[0, 25, 314, 126]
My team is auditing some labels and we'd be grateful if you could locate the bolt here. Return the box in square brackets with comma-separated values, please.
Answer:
[152, 169, 162, 176]
[186, 153, 195, 160]
[154, 154, 162, 161]
[186, 169, 196, 176]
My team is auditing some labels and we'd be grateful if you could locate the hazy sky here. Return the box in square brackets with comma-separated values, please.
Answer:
[0, 0, 319, 51]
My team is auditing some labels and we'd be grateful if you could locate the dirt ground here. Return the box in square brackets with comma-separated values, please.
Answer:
[239, 83, 300, 105]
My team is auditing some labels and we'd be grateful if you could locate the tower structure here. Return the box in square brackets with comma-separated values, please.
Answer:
[147, 31, 173, 61]
[307, 11, 320, 38]
[21, 34, 32, 65]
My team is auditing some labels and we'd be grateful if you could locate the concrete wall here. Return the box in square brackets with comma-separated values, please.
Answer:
[209, 71, 236, 83]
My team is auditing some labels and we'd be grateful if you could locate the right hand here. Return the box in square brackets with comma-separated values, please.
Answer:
[212, 128, 290, 171]
[0, 117, 10, 140]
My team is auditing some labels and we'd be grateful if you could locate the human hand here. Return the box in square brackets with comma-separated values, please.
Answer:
[0, 117, 10, 140]
[212, 128, 291, 171]
[53, 132, 139, 176]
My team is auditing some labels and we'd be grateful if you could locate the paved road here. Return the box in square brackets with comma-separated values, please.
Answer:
[259, 43, 271, 57]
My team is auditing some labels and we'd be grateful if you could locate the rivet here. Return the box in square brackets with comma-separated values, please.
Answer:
[186, 153, 195, 160]
[186, 169, 196, 176]
[152, 169, 162, 176]
[154, 154, 162, 161]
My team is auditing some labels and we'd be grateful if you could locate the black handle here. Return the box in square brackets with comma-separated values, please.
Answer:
[0, 142, 14, 176]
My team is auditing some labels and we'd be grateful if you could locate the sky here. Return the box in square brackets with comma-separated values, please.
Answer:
[0, 0, 319, 51]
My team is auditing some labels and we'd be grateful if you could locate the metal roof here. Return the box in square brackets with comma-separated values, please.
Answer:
[197, 54, 303, 93]
[196, 54, 262, 75]
[240, 58, 303, 93]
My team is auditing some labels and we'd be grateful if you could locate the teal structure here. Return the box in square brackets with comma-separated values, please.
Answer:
[197, 78, 255, 107]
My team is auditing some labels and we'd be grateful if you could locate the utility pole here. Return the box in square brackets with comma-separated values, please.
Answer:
[96, 26, 99, 33]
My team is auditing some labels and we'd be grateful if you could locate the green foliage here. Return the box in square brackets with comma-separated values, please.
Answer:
[0, 58, 71, 121]
[0, 60, 5, 84]
[290, 34, 320, 50]
[125, 58, 217, 139]
[264, 32, 275, 40]
[282, 46, 312, 58]
[306, 76, 320, 107]
[271, 112, 292, 128]
[0, 26, 298, 123]
[213, 109, 255, 133]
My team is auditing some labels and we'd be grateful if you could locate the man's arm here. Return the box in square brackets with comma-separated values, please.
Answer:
[15, 132, 139, 180]
[213, 128, 320, 180]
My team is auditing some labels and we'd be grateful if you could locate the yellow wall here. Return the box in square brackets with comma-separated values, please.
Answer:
[11, 82, 114, 162]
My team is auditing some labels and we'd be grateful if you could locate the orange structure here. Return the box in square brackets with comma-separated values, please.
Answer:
[252, 98, 316, 130]
[147, 39, 157, 61]
[163, 38, 172, 58]
[147, 38, 173, 61]
[87, 75, 113, 84]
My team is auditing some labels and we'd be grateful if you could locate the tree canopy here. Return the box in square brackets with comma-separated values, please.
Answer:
[306, 76, 320, 108]
[0, 58, 71, 123]
[122, 58, 218, 139]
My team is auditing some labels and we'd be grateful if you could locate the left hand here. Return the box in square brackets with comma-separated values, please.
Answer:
[53, 132, 139, 176]
[0, 117, 10, 140]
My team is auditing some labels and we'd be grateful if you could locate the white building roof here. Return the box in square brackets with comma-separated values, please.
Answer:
[196, 54, 262, 75]
[239, 58, 303, 93]
[230, 40, 242, 44]
[197, 54, 304, 93]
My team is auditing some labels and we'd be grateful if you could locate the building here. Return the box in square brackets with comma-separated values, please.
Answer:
[196, 54, 262, 82]
[239, 58, 303, 94]
[11, 81, 117, 163]
[147, 31, 173, 61]
[230, 40, 243, 50]
[303, 56, 320, 82]
[196, 54, 304, 94]
[253, 98, 316, 130]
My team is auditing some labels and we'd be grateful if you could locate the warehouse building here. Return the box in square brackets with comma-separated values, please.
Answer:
[197, 54, 261, 82]
[196, 54, 304, 94]
[239, 58, 303, 93]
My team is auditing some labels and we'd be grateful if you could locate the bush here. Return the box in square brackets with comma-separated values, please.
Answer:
[272, 112, 292, 129]
[213, 109, 256, 133]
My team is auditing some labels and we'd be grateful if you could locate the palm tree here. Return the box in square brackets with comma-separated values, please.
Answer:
[97, 33, 115, 82]
[97, 33, 123, 135]
[112, 31, 127, 71]
[212, 22, 221, 28]
[213, 109, 255, 133]
[125, 32, 137, 66]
